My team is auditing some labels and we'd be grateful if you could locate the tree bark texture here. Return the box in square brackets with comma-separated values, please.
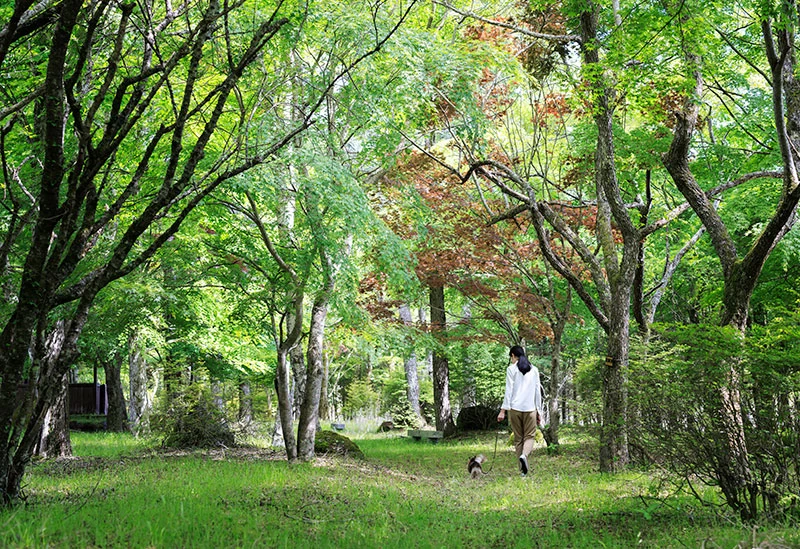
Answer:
[297, 294, 330, 460]
[34, 370, 72, 459]
[290, 343, 306, 420]
[0, 0, 82, 503]
[319, 354, 331, 422]
[105, 352, 130, 433]
[429, 284, 456, 436]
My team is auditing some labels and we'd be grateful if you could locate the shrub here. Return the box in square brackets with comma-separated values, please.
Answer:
[456, 405, 499, 431]
[152, 386, 235, 449]
[388, 400, 423, 428]
[629, 321, 800, 521]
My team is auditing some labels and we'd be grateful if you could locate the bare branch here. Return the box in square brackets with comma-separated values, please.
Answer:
[245, 191, 300, 285]
[645, 224, 706, 325]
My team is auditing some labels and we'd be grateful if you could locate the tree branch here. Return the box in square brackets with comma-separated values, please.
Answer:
[433, 0, 581, 44]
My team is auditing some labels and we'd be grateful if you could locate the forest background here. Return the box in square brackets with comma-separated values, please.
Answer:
[1, 0, 800, 527]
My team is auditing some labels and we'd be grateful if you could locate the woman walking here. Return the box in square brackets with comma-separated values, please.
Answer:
[497, 345, 542, 476]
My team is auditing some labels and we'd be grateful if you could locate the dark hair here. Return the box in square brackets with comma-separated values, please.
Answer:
[509, 345, 531, 375]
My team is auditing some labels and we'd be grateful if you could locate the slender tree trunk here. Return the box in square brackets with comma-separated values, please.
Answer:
[460, 304, 477, 408]
[405, 351, 423, 414]
[297, 294, 330, 460]
[418, 306, 433, 379]
[212, 380, 225, 412]
[399, 304, 423, 422]
[581, 3, 636, 471]
[289, 309, 306, 419]
[105, 352, 130, 433]
[275, 348, 297, 461]
[238, 381, 253, 427]
[128, 330, 150, 434]
[429, 284, 456, 436]
[546, 342, 562, 445]
[290, 344, 306, 419]
[319, 352, 330, 422]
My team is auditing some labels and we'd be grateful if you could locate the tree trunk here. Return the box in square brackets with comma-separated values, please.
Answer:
[33, 321, 73, 460]
[289, 307, 305, 419]
[0, 0, 82, 504]
[105, 352, 130, 433]
[275, 348, 297, 460]
[399, 304, 423, 422]
[582, 3, 635, 471]
[546, 322, 565, 446]
[6, 313, 87, 500]
[297, 294, 330, 460]
[460, 303, 477, 408]
[319, 353, 330, 422]
[419, 306, 433, 378]
[35, 371, 72, 458]
[290, 343, 306, 419]
[543, 275, 571, 446]
[429, 284, 456, 436]
[128, 330, 150, 434]
[238, 381, 253, 427]
[211, 380, 225, 412]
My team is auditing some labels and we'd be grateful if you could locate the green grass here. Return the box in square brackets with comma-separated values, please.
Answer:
[69, 431, 155, 458]
[1, 428, 798, 548]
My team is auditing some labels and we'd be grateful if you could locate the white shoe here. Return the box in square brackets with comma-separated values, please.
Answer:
[519, 455, 528, 476]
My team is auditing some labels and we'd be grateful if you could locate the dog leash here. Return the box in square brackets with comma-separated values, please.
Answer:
[482, 430, 505, 474]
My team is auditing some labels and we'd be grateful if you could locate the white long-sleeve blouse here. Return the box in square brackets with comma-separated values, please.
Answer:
[501, 363, 542, 413]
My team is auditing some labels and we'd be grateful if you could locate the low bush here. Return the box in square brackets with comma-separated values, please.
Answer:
[151, 386, 235, 449]
[629, 320, 800, 522]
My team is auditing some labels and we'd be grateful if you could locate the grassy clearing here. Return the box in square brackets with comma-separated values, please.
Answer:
[1, 428, 798, 548]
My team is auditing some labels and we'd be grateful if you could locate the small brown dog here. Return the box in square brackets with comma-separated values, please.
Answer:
[467, 454, 486, 479]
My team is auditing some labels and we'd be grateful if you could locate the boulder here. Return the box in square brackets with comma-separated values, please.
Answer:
[314, 430, 365, 459]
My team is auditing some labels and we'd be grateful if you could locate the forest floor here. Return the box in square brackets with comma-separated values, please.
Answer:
[1, 427, 798, 548]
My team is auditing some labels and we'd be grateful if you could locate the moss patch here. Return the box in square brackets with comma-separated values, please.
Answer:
[315, 431, 365, 460]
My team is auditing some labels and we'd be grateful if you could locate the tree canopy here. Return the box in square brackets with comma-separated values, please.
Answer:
[1, 0, 799, 520]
